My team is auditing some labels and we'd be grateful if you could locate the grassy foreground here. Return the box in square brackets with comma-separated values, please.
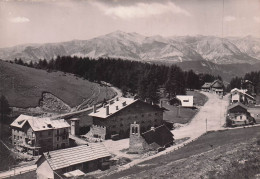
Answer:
[104, 126, 260, 179]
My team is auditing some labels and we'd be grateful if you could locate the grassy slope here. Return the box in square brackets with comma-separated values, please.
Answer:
[0, 61, 115, 108]
[163, 91, 208, 124]
[106, 126, 260, 179]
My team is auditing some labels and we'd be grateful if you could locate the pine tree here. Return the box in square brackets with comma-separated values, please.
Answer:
[0, 95, 11, 124]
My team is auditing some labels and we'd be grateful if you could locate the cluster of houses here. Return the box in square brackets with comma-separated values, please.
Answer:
[201, 79, 224, 96]
[10, 97, 174, 178]
[227, 80, 256, 127]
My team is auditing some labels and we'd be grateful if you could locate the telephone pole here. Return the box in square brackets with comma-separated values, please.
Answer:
[206, 118, 208, 132]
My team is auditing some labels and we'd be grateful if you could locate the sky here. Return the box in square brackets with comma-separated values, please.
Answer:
[0, 0, 260, 48]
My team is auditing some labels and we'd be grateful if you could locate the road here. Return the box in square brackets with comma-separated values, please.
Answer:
[0, 165, 36, 178]
[100, 91, 229, 176]
[173, 92, 229, 139]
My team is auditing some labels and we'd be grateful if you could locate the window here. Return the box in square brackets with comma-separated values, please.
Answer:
[57, 137, 59, 141]
[240, 116, 242, 120]
[141, 114, 144, 117]
[57, 130, 60, 135]
[155, 113, 158, 116]
[48, 131, 51, 136]
[184, 100, 189, 102]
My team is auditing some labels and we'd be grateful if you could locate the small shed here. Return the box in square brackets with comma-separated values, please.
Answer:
[176, 95, 194, 107]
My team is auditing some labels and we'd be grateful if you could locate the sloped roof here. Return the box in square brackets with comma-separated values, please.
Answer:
[10, 114, 70, 131]
[231, 88, 255, 100]
[227, 102, 248, 111]
[201, 82, 212, 88]
[211, 80, 223, 88]
[176, 95, 193, 101]
[43, 143, 111, 171]
[231, 88, 247, 94]
[89, 97, 143, 118]
[141, 125, 174, 147]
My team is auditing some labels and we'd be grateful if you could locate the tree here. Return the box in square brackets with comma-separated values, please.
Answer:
[165, 65, 186, 99]
[0, 95, 11, 124]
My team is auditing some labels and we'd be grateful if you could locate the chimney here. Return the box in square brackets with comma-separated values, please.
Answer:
[151, 127, 155, 131]
[160, 100, 163, 108]
[116, 106, 119, 110]
[116, 97, 119, 101]
[106, 106, 109, 115]
[93, 104, 97, 113]
[103, 103, 106, 108]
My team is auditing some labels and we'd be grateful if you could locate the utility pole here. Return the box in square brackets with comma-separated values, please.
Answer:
[206, 118, 208, 132]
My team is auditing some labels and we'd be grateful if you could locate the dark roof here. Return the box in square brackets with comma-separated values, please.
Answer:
[211, 80, 223, 88]
[227, 102, 248, 111]
[201, 82, 212, 88]
[141, 125, 174, 147]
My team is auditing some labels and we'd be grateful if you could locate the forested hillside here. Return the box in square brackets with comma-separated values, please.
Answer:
[11, 56, 221, 103]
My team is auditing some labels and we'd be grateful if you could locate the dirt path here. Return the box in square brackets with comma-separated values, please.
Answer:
[173, 92, 229, 139]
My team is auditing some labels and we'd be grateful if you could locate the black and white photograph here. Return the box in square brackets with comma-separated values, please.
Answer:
[0, 0, 260, 178]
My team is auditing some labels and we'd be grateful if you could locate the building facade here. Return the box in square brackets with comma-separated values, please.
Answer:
[10, 115, 70, 155]
[230, 88, 255, 104]
[227, 103, 255, 126]
[88, 97, 164, 139]
[176, 95, 194, 107]
[202, 80, 224, 96]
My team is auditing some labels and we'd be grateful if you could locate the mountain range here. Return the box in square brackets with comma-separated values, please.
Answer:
[1, 31, 260, 64]
[1, 31, 260, 82]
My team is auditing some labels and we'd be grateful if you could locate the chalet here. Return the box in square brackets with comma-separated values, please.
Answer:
[230, 88, 255, 104]
[210, 80, 224, 95]
[88, 97, 163, 140]
[129, 122, 174, 153]
[176, 95, 193, 107]
[201, 82, 211, 92]
[202, 80, 224, 95]
[36, 143, 111, 179]
[10, 115, 70, 155]
[227, 102, 255, 126]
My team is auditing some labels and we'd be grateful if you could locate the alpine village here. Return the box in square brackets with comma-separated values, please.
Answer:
[1, 1, 260, 179]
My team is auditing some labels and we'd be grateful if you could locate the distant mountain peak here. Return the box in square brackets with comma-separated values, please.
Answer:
[0, 32, 259, 65]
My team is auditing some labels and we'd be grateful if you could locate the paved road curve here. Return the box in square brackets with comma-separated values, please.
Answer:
[173, 92, 229, 139]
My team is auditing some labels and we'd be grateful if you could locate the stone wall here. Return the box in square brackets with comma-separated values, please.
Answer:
[88, 125, 106, 140]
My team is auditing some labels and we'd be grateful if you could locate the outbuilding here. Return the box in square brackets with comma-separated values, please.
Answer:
[176, 95, 194, 107]
[36, 143, 111, 179]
